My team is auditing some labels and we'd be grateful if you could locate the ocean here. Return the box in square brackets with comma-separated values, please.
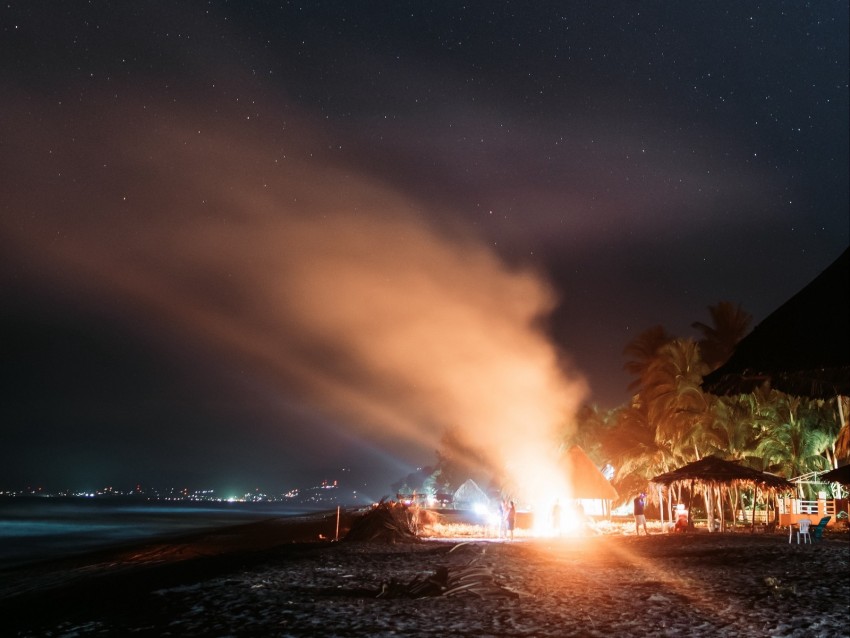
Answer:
[0, 497, 328, 569]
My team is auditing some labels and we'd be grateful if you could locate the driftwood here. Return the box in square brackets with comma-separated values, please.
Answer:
[378, 544, 519, 599]
[376, 563, 519, 599]
[375, 544, 519, 599]
[310, 556, 519, 600]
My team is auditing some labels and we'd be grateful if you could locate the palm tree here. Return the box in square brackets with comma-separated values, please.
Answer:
[640, 338, 725, 524]
[691, 301, 752, 372]
[600, 400, 674, 505]
[604, 339, 710, 516]
[706, 395, 762, 460]
[565, 403, 617, 462]
[799, 397, 844, 471]
[623, 325, 674, 393]
[756, 394, 834, 496]
[835, 395, 850, 461]
[707, 393, 774, 525]
[641, 339, 712, 459]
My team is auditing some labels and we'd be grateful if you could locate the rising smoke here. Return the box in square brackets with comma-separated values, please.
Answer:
[2, 98, 588, 498]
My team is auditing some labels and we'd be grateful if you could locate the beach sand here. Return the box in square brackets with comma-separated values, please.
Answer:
[2, 511, 848, 637]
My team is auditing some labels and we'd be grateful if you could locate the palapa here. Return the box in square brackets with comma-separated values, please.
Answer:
[651, 456, 794, 532]
[651, 456, 794, 491]
[560, 445, 618, 500]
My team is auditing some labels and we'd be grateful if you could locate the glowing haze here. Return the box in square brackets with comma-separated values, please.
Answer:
[3, 100, 587, 496]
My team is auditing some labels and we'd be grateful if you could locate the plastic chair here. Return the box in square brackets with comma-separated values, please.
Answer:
[811, 516, 831, 541]
[797, 518, 812, 544]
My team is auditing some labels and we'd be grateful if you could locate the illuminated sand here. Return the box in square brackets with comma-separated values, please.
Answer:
[3, 513, 848, 637]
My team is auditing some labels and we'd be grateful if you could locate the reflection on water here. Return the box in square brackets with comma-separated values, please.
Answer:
[0, 498, 324, 569]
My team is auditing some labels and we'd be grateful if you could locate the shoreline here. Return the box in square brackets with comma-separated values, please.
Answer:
[0, 509, 364, 609]
[2, 513, 848, 636]
[0, 497, 346, 570]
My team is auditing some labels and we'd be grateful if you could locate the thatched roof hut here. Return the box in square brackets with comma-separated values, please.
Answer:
[652, 456, 794, 491]
[702, 248, 849, 398]
[560, 445, 618, 500]
[652, 456, 794, 531]
[453, 478, 488, 509]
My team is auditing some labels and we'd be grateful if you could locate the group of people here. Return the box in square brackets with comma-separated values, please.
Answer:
[497, 499, 517, 540]
[492, 492, 661, 538]
[491, 492, 680, 539]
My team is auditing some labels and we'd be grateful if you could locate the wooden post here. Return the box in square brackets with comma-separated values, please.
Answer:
[751, 484, 758, 533]
[658, 485, 665, 530]
[688, 479, 695, 529]
[718, 485, 726, 533]
[335, 506, 340, 541]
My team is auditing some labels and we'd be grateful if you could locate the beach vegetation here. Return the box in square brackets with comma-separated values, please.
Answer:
[580, 301, 846, 526]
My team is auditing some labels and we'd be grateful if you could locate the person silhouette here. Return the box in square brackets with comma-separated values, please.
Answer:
[633, 492, 649, 535]
[552, 499, 561, 535]
[507, 501, 517, 540]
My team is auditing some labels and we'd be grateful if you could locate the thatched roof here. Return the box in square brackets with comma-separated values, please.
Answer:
[651, 456, 794, 491]
[821, 464, 850, 486]
[453, 478, 488, 506]
[560, 445, 618, 500]
[702, 247, 849, 398]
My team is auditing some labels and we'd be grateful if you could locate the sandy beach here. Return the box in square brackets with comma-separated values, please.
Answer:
[2, 511, 848, 637]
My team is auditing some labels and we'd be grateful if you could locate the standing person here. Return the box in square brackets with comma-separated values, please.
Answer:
[497, 500, 506, 539]
[551, 499, 561, 535]
[507, 500, 517, 541]
[574, 501, 586, 528]
[633, 492, 649, 535]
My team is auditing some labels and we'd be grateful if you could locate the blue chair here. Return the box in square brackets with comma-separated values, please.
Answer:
[811, 516, 831, 541]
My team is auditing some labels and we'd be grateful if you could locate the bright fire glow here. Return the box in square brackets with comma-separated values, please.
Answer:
[527, 490, 592, 537]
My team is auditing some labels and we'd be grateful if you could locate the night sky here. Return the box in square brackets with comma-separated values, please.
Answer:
[1, 2, 847, 494]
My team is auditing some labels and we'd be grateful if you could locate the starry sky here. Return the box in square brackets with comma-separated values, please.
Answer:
[1, 2, 847, 494]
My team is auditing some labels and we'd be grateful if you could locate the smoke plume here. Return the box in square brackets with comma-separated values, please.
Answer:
[2, 98, 588, 496]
